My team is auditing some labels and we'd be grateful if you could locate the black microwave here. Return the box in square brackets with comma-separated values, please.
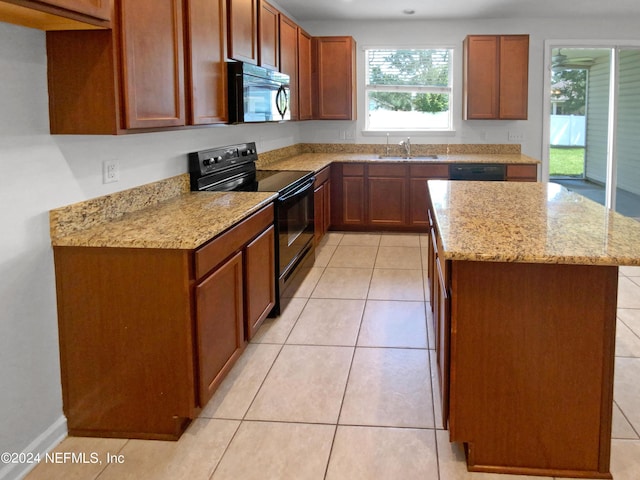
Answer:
[228, 62, 290, 123]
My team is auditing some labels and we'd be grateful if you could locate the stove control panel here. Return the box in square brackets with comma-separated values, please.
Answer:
[189, 142, 258, 176]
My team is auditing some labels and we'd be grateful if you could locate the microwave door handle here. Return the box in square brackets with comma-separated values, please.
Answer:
[276, 86, 288, 118]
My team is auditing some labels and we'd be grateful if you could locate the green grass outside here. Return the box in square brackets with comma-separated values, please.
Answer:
[549, 147, 585, 177]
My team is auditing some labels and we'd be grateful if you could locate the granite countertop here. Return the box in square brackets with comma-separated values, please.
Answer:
[258, 152, 540, 172]
[51, 191, 277, 249]
[428, 180, 640, 266]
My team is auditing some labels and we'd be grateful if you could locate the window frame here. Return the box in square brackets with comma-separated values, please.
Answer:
[362, 45, 455, 133]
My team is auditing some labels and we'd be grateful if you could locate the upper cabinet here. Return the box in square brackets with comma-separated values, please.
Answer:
[0, 0, 112, 29]
[186, 0, 228, 125]
[463, 34, 529, 120]
[40, 0, 111, 19]
[279, 14, 298, 119]
[258, 0, 279, 71]
[297, 29, 313, 120]
[119, 0, 185, 129]
[227, 0, 258, 64]
[47, 0, 228, 134]
[313, 36, 356, 120]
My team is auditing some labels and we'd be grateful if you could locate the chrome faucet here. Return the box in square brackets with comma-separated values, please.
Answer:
[399, 137, 411, 158]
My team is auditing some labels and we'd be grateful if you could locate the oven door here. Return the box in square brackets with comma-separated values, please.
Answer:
[277, 177, 315, 277]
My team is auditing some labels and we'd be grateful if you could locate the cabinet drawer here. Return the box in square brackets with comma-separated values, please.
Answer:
[314, 165, 331, 185]
[368, 163, 406, 177]
[410, 163, 449, 178]
[506, 164, 537, 180]
[342, 163, 364, 176]
[195, 203, 274, 279]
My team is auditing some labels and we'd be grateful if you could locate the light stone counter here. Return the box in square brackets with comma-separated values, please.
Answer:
[428, 180, 640, 266]
[51, 190, 277, 249]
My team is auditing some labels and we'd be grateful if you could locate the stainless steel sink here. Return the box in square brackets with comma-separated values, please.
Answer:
[377, 154, 439, 160]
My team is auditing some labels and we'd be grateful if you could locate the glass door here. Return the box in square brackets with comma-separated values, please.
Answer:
[548, 47, 612, 207]
[546, 42, 640, 219]
[615, 48, 640, 219]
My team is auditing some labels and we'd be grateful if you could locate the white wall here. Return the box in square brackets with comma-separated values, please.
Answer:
[295, 16, 640, 161]
[0, 21, 301, 480]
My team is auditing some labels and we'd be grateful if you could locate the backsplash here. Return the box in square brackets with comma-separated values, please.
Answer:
[257, 143, 521, 167]
[49, 174, 190, 241]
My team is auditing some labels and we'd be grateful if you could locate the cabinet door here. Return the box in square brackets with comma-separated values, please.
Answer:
[120, 0, 185, 129]
[463, 35, 499, 120]
[314, 182, 325, 244]
[186, 0, 228, 125]
[279, 14, 298, 119]
[228, 0, 258, 64]
[297, 29, 313, 120]
[499, 35, 529, 120]
[196, 251, 245, 407]
[368, 177, 406, 226]
[435, 256, 450, 428]
[314, 36, 356, 120]
[342, 176, 366, 225]
[323, 179, 331, 233]
[40, 0, 111, 20]
[244, 226, 276, 340]
[259, 0, 279, 71]
[409, 178, 430, 226]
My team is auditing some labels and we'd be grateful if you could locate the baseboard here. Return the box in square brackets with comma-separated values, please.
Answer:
[0, 416, 67, 480]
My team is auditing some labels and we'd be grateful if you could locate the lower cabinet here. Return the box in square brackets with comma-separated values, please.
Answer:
[332, 162, 447, 231]
[196, 251, 244, 407]
[53, 203, 275, 440]
[313, 165, 331, 244]
[332, 162, 537, 231]
[244, 225, 276, 339]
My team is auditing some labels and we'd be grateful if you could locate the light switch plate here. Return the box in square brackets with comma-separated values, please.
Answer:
[508, 131, 525, 142]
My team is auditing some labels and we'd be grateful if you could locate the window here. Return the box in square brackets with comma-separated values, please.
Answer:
[365, 48, 453, 131]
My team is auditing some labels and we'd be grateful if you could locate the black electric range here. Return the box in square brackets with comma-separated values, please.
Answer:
[189, 142, 315, 317]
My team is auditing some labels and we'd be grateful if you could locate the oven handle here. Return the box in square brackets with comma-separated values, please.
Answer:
[278, 177, 315, 202]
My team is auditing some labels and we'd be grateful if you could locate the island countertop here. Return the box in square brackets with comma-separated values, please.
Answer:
[428, 180, 640, 266]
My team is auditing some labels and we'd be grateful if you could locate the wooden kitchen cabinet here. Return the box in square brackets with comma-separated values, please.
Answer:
[297, 28, 313, 120]
[244, 225, 276, 339]
[332, 163, 366, 227]
[313, 166, 331, 244]
[196, 251, 245, 407]
[313, 36, 356, 120]
[258, 0, 279, 70]
[46, 0, 230, 133]
[0, 0, 112, 29]
[279, 14, 298, 119]
[186, 0, 228, 125]
[409, 164, 449, 226]
[463, 34, 529, 120]
[368, 164, 406, 227]
[227, 0, 258, 64]
[53, 203, 275, 439]
[120, 0, 185, 129]
[506, 163, 538, 181]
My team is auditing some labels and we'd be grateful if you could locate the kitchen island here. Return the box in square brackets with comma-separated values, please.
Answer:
[427, 180, 640, 479]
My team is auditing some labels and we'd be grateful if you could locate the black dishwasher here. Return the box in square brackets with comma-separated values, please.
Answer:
[449, 164, 506, 181]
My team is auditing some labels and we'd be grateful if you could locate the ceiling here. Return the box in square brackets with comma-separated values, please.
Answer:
[274, 0, 640, 22]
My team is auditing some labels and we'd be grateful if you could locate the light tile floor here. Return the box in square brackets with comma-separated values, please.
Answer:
[26, 232, 640, 480]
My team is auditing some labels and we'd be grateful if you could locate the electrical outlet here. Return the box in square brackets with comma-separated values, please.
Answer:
[508, 131, 525, 142]
[339, 130, 346, 140]
[103, 159, 119, 184]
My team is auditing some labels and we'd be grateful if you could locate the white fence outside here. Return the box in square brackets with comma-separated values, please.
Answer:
[550, 115, 586, 147]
